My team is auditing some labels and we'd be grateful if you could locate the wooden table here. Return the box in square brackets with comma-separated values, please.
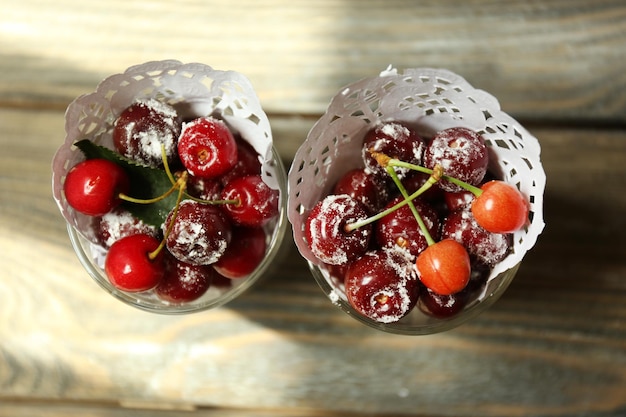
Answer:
[1, 1, 625, 415]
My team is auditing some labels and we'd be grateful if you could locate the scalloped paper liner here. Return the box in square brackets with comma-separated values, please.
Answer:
[52, 60, 280, 243]
[288, 67, 546, 297]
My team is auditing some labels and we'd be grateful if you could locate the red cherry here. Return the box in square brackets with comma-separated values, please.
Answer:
[112, 99, 181, 167]
[332, 168, 388, 214]
[155, 256, 213, 303]
[220, 175, 279, 227]
[418, 287, 468, 318]
[345, 248, 419, 323]
[361, 122, 426, 178]
[178, 116, 238, 178]
[104, 234, 165, 292]
[416, 239, 471, 296]
[164, 200, 232, 265]
[64, 158, 130, 216]
[423, 127, 488, 192]
[305, 194, 371, 265]
[97, 207, 158, 248]
[213, 227, 267, 279]
[219, 137, 262, 186]
[472, 180, 529, 233]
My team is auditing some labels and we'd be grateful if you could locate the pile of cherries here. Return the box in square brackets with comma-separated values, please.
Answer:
[63, 99, 279, 304]
[305, 122, 528, 323]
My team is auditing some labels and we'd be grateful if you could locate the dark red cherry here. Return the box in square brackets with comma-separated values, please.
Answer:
[64, 158, 130, 216]
[220, 175, 279, 227]
[444, 189, 475, 212]
[213, 227, 267, 279]
[401, 171, 444, 203]
[362, 122, 426, 178]
[418, 287, 469, 318]
[219, 137, 262, 186]
[97, 207, 158, 248]
[305, 194, 371, 265]
[345, 248, 419, 323]
[375, 196, 439, 259]
[104, 234, 165, 292]
[112, 99, 181, 167]
[164, 200, 232, 265]
[332, 168, 388, 214]
[441, 208, 511, 267]
[423, 127, 488, 192]
[155, 256, 213, 303]
[185, 175, 223, 201]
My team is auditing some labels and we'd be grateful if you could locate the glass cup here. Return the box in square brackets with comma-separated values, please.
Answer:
[52, 61, 288, 313]
[288, 67, 545, 334]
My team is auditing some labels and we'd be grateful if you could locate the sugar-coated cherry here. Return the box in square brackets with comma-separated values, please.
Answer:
[441, 208, 511, 267]
[155, 256, 213, 303]
[401, 171, 444, 203]
[97, 207, 158, 248]
[332, 168, 388, 214]
[375, 196, 439, 259]
[220, 175, 279, 227]
[418, 287, 469, 318]
[112, 99, 181, 167]
[362, 122, 425, 178]
[219, 137, 262, 186]
[345, 248, 419, 323]
[444, 189, 475, 212]
[164, 200, 232, 265]
[416, 239, 471, 295]
[104, 234, 165, 292]
[472, 180, 529, 233]
[213, 227, 267, 279]
[64, 158, 130, 216]
[423, 127, 488, 192]
[305, 194, 371, 265]
[185, 175, 223, 201]
[178, 116, 238, 178]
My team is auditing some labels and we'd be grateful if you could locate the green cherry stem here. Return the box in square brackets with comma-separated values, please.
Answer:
[344, 166, 442, 233]
[386, 165, 438, 247]
[371, 151, 484, 196]
[147, 174, 187, 261]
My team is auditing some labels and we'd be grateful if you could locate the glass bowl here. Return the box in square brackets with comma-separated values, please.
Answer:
[52, 60, 288, 313]
[66, 146, 288, 314]
[308, 261, 520, 335]
[288, 67, 545, 334]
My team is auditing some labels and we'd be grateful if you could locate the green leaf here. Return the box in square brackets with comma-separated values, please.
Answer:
[74, 139, 178, 227]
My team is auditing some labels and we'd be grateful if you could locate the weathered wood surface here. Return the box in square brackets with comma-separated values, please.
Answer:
[1, 0, 626, 416]
[1, 0, 626, 123]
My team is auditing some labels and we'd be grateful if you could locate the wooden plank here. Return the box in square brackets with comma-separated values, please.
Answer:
[0, 0, 625, 123]
[1, 107, 625, 416]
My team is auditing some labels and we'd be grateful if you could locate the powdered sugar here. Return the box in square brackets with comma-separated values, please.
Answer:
[306, 194, 370, 265]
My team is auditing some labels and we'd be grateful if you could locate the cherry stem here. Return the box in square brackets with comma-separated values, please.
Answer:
[371, 151, 483, 196]
[148, 176, 187, 261]
[386, 165, 438, 247]
[344, 167, 441, 233]
[118, 145, 238, 206]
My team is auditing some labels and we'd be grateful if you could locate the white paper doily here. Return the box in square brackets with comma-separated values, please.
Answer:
[288, 67, 546, 283]
[52, 60, 279, 243]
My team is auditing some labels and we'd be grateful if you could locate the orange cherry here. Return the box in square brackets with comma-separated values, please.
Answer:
[416, 239, 471, 296]
[472, 180, 529, 233]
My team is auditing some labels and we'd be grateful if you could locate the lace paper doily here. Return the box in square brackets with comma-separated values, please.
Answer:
[52, 60, 279, 243]
[288, 67, 545, 285]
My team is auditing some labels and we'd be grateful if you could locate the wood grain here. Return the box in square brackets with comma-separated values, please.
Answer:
[1, 0, 625, 123]
[0, 106, 625, 416]
[1, 0, 626, 415]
